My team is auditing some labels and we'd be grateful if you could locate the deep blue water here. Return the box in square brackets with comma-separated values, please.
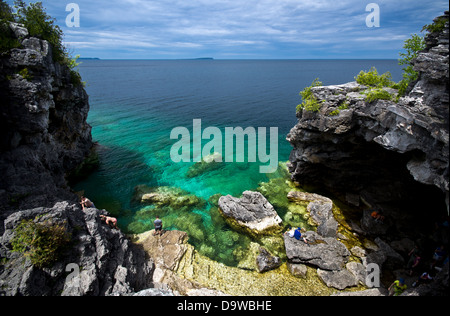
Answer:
[74, 59, 402, 265]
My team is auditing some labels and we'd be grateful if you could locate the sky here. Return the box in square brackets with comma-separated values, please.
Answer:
[7, 0, 449, 59]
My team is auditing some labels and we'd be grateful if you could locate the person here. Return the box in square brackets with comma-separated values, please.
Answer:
[100, 215, 118, 229]
[285, 227, 308, 244]
[153, 216, 163, 236]
[80, 196, 95, 210]
[431, 245, 447, 268]
[370, 210, 385, 222]
[412, 272, 433, 287]
[406, 246, 421, 276]
[388, 278, 407, 296]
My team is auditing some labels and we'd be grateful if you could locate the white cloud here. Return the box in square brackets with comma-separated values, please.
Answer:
[51, 0, 449, 58]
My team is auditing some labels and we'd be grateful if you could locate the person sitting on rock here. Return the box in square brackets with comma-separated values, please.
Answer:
[80, 196, 95, 210]
[285, 227, 308, 244]
[100, 215, 118, 229]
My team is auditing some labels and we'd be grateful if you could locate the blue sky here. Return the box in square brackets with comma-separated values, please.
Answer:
[8, 0, 449, 59]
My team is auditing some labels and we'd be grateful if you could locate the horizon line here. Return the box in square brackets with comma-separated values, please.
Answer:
[78, 58, 400, 61]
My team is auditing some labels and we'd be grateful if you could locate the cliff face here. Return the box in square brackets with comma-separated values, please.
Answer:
[0, 23, 153, 296]
[0, 23, 92, 212]
[287, 13, 449, 236]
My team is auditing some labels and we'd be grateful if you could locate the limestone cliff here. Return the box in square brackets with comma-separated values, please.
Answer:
[0, 23, 92, 213]
[287, 13, 449, 238]
[0, 23, 153, 296]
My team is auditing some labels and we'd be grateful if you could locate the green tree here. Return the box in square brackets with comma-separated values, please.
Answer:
[397, 34, 426, 96]
[14, 0, 67, 62]
[0, 0, 20, 52]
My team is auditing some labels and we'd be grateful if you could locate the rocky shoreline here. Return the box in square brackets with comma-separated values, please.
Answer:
[1, 12, 449, 296]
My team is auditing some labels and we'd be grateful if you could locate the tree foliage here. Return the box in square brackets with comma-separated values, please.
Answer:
[14, 0, 67, 62]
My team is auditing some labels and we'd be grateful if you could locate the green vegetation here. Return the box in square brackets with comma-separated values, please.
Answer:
[354, 67, 396, 103]
[11, 218, 71, 268]
[18, 67, 33, 80]
[1, 1, 84, 86]
[14, 0, 66, 62]
[397, 34, 426, 96]
[365, 88, 392, 103]
[0, 0, 20, 52]
[422, 15, 448, 33]
[296, 78, 323, 113]
[355, 67, 395, 88]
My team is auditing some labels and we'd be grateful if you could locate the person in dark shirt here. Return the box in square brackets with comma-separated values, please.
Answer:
[153, 216, 163, 236]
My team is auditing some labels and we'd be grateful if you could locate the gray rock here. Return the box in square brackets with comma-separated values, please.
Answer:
[256, 247, 281, 273]
[287, 12, 449, 226]
[283, 231, 350, 271]
[0, 202, 153, 296]
[287, 191, 338, 238]
[317, 268, 358, 290]
[218, 191, 283, 237]
[286, 262, 308, 278]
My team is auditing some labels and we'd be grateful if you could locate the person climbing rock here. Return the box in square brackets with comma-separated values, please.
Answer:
[388, 278, 407, 296]
[100, 215, 118, 229]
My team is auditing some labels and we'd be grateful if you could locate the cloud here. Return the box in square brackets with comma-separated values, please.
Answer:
[15, 0, 449, 58]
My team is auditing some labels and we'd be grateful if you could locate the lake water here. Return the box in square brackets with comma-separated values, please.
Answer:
[74, 59, 402, 265]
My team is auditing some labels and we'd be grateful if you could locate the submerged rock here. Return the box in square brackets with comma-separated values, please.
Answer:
[218, 191, 283, 238]
[186, 152, 223, 178]
[133, 185, 205, 209]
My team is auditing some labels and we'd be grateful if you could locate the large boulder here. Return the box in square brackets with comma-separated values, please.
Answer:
[283, 231, 350, 271]
[218, 191, 283, 238]
[0, 202, 153, 296]
[287, 191, 338, 237]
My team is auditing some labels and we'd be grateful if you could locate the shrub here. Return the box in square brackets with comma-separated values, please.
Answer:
[11, 218, 71, 268]
[296, 78, 323, 113]
[0, 0, 20, 53]
[397, 34, 426, 96]
[355, 67, 394, 88]
[14, 0, 67, 62]
[422, 15, 448, 34]
[365, 88, 392, 103]
[18, 67, 33, 80]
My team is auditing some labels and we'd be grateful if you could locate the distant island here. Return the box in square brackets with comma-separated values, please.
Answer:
[78, 57, 100, 60]
[191, 57, 214, 60]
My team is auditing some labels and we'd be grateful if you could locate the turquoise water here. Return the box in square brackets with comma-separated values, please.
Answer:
[74, 59, 402, 266]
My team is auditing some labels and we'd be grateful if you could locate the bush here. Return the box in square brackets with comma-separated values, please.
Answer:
[11, 218, 71, 268]
[355, 67, 395, 88]
[296, 78, 323, 113]
[14, 0, 67, 62]
[422, 15, 448, 34]
[365, 88, 392, 103]
[0, 0, 20, 53]
[397, 34, 426, 96]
